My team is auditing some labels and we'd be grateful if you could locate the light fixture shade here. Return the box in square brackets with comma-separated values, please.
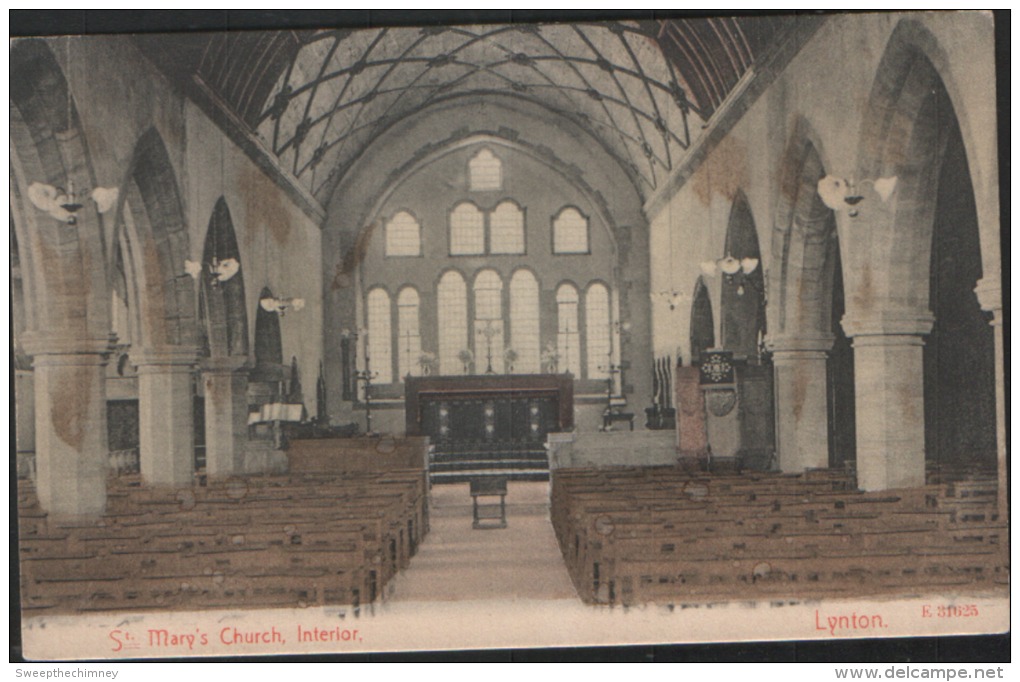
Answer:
[91, 187, 119, 213]
[874, 176, 898, 202]
[817, 175, 848, 211]
[740, 257, 759, 274]
[184, 260, 203, 279]
[261, 296, 304, 314]
[717, 255, 741, 275]
[700, 260, 717, 277]
[213, 258, 240, 282]
[27, 182, 73, 223]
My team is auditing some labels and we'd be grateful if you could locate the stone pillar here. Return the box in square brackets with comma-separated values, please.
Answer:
[841, 312, 934, 491]
[134, 346, 198, 487]
[201, 356, 250, 478]
[768, 334, 834, 473]
[22, 334, 115, 516]
[15, 367, 36, 475]
[974, 277, 1006, 521]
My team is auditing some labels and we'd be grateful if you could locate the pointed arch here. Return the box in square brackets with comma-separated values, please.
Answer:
[253, 285, 284, 381]
[9, 38, 107, 336]
[772, 122, 840, 338]
[690, 276, 715, 364]
[121, 127, 197, 348]
[850, 21, 997, 483]
[199, 197, 248, 357]
[719, 191, 765, 360]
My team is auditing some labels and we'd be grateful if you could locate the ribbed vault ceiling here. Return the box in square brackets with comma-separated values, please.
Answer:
[134, 16, 790, 203]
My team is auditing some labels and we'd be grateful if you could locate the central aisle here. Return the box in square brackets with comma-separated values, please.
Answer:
[386, 481, 579, 602]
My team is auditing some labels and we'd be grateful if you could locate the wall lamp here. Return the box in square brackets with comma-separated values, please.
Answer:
[701, 256, 760, 296]
[817, 175, 897, 217]
[27, 181, 118, 225]
[185, 257, 240, 286]
[260, 296, 306, 316]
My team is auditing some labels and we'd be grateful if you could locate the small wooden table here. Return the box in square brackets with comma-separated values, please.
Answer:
[470, 477, 508, 529]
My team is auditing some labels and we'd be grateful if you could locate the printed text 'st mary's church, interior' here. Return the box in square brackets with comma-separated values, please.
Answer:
[12, 11, 1007, 623]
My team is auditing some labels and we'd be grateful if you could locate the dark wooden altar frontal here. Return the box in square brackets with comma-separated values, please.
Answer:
[404, 374, 574, 440]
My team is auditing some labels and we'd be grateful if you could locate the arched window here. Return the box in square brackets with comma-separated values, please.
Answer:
[385, 211, 421, 257]
[586, 283, 612, 380]
[366, 288, 393, 384]
[450, 202, 485, 255]
[473, 269, 505, 373]
[553, 207, 589, 254]
[556, 283, 580, 376]
[437, 271, 468, 375]
[469, 148, 502, 191]
[490, 200, 525, 255]
[397, 287, 421, 379]
[509, 270, 540, 373]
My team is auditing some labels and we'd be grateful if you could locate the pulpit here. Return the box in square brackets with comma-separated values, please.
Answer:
[675, 351, 775, 470]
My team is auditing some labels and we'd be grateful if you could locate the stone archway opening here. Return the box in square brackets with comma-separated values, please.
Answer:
[922, 97, 996, 473]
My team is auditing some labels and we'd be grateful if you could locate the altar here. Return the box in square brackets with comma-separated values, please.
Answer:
[404, 374, 574, 481]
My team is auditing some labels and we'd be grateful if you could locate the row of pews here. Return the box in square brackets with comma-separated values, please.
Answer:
[18, 439, 429, 615]
[551, 466, 1007, 607]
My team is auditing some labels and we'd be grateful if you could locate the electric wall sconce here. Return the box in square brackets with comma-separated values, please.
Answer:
[27, 181, 118, 225]
[184, 257, 240, 286]
[817, 175, 898, 217]
[260, 296, 306, 315]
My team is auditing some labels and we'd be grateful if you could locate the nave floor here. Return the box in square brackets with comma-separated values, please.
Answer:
[385, 481, 578, 602]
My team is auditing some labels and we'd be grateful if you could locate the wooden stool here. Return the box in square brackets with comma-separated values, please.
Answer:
[470, 477, 508, 529]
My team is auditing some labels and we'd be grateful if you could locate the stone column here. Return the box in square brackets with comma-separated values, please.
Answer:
[768, 334, 834, 473]
[201, 356, 250, 478]
[22, 334, 115, 517]
[134, 346, 198, 487]
[15, 367, 36, 475]
[974, 277, 1006, 520]
[841, 312, 934, 491]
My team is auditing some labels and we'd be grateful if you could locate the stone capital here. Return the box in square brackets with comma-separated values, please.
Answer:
[132, 345, 199, 371]
[765, 333, 835, 355]
[200, 355, 251, 374]
[840, 310, 934, 338]
[974, 276, 1002, 314]
[21, 333, 117, 367]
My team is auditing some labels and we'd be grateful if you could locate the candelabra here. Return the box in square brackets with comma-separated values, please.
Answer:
[599, 349, 624, 415]
[479, 320, 500, 374]
[354, 359, 379, 436]
[342, 327, 379, 434]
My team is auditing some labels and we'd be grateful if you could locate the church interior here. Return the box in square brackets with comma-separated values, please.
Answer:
[12, 12, 1008, 630]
